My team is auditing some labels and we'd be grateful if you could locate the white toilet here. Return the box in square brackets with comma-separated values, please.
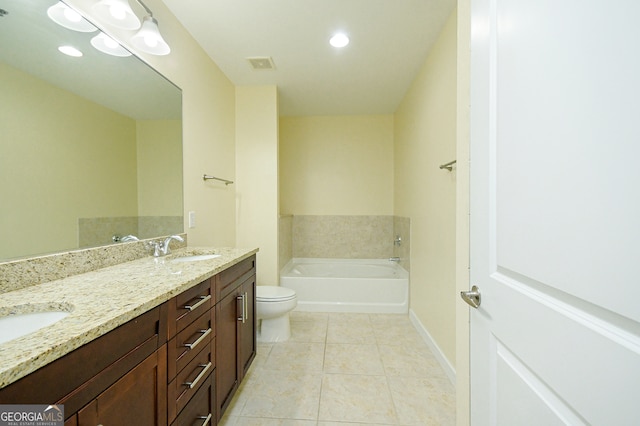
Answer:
[256, 286, 297, 343]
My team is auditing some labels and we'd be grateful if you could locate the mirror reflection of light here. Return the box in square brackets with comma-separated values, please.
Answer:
[58, 45, 83, 57]
[47, 2, 97, 33]
[63, 7, 82, 23]
[109, 4, 126, 20]
[104, 37, 118, 49]
[90, 32, 132, 57]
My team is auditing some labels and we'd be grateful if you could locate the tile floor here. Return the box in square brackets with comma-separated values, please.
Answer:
[219, 312, 456, 425]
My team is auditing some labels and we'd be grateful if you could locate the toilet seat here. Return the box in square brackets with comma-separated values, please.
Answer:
[256, 285, 296, 302]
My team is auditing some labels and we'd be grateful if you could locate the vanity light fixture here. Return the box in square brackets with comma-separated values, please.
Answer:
[91, 32, 132, 57]
[92, 0, 140, 30]
[47, 1, 97, 33]
[329, 33, 350, 48]
[131, 15, 170, 55]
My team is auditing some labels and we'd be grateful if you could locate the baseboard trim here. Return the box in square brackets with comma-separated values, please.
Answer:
[409, 309, 456, 386]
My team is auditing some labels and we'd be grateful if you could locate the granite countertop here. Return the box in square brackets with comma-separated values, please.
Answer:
[0, 246, 258, 389]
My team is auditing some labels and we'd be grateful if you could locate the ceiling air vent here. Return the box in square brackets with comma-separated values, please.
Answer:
[247, 57, 275, 70]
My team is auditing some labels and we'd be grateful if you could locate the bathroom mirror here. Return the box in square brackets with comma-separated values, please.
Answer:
[0, 0, 183, 261]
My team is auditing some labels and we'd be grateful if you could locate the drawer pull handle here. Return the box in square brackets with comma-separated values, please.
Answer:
[184, 294, 211, 311]
[184, 328, 212, 350]
[184, 362, 212, 389]
[237, 294, 245, 323]
[196, 414, 212, 426]
[244, 291, 248, 323]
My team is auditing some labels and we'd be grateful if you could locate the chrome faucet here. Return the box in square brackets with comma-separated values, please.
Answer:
[113, 234, 139, 242]
[389, 257, 401, 263]
[152, 235, 184, 257]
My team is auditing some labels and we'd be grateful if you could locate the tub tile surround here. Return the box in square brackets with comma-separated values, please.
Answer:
[0, 234, 187, 293]
[78, 215, 183, 248]
[285, 215, 410, 270]
[0, 244, 257, 388]
[278, 215, 411, 271]
[393, 216, 411, 271]
[278, 215, 293, 272]
[220, 312, 455, 425]
[292, 215, 393, 259]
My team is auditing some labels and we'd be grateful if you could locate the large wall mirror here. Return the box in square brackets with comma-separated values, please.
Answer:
[0, 0, 183, 261]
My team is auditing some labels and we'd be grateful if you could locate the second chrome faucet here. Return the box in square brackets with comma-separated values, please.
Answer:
[150, 235, 184, 257]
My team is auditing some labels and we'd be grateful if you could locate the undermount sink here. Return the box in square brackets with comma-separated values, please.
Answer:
[0, 309, 71, 345]
[171, 254, 222, 263]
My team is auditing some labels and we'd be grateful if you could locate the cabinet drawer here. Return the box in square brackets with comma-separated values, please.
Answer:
[168, 279, 212, 338]
[170, 372, 215, 426]
[168, 310, 214, 380]
[168, 338, 215, 423]
[215, 256, 255, 300]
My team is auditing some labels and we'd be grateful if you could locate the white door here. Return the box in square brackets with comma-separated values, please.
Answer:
[468, 0, 640, 424]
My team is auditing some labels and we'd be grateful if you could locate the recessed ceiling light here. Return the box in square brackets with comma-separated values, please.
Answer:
[329, 33, 349, 48]
[58, 45, 83, 57]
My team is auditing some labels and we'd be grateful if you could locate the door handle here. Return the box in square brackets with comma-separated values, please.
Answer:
[460, 285, 481, 308]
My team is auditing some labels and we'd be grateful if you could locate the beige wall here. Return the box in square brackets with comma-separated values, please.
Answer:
[137, 120, 183, 216]
[68, 0, 238, 248]
[0, 62, 138, 259]
[279, 115, 394, 215]
[394, 8, 458, 370]
[456, 1, 471, 424]
[236, 86, 279, 286]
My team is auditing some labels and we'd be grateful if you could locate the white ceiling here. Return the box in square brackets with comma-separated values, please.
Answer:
[162, 0, 456, 116]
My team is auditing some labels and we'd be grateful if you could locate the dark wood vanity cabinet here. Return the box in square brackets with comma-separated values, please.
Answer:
[76, 346, 168, 425]
[0, 305, 168, 425]
[0, 255, 256, 426]
[167, 278, 215, 424]
[214, 256, 257, 421]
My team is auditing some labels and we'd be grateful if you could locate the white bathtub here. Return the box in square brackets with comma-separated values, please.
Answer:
[280, 258, 408, 314]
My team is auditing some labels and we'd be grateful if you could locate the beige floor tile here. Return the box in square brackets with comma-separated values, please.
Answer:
[328, 312, 372, 326]
[291, 311, 329, 323]
[323, 343, 384, 375]
[263, 342, 326, 372]
[218, 414, 238, 426]
[318, 374, 397, 424]
[223, 313, 456, 424]
[369, 313, 412, 326]
[373, 323, 424, 346]
[378, 343, 446, 378]
[388, 376, 456, 426]
[240, 369, 323, 420]
[326, 321, 376, 344]
[235, 418, 317, 426]
[252, 343, 274, 367]
[318, 423, 389, 426]
[289, 319, 328, 343]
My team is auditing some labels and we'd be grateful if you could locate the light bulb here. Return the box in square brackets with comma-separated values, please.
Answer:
[330, 33, 349, 48]
[63, 8, 82, 22]
[110, 4, 126, 20]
